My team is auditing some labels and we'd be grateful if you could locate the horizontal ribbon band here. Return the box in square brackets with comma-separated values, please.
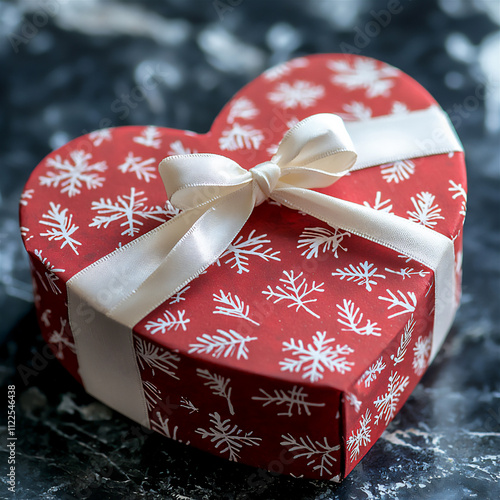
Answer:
[67, 107, 463, 427]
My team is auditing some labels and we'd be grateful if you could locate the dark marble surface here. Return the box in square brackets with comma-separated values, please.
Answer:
[1, 0, 499, 498]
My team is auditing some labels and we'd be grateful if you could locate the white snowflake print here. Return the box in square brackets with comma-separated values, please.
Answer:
[363, 191, 393, 213]
[347, 410, 371, 462]
[118, 152, 157, 182]
[336, 299, 381, 336]
[40, 309, 51, 327]
[263, 270, 324, 318]
[143, 380, 162, 411]
[213, 290, 260, 325]
[48, 318, 75, 360]
[134, 336, 180, 379]
[39, 202, 82, 254]
[33, 249, 65, 295]
[179, 397, 199, 414]
[227, 96, 259, 123]
[345, 392, 362, 413]
[339, 101, 373, 121]
[332, 261, 386, 292]
[267, 80, 325, 109]
[168, 139, 197, 156]
[252, 386, 325, 417]
[374, 371, 410, 425]
[380, 160, 415, 184]
[169, 285, 190, 305]
[263, 57, 309, 81]
[89, 129, 112, 147]
[280, 331, 354, 383]
[188, 329, 258, 360]
[89, 187, 167, 237]
[391, 101, 409, 115]
[217, 230, 280, 274]
[378, 289, 417, 318]
[151, 411, 179, 440]
[145, 309, 190, 334]
[391, 315, 415, 365]
[385, 267, 430, 280]
[133, 126, 162, 149]
[195, 412, 261, 462]
[197, 368, 234, 416]
[297, 227, 350, 259]
[20, 188, 34, 206]
[412, 335, 432, 376]
[164, 200, 182, 219]
[39, 150, 107, 197]
[218, 123, 265, 151]
[280, 433, 340, 477]
[20, 226, 31, 240]
[328, 58, 399, 98]
[448, 180, 467, 217]
[407, 191, 444, 228]
[358, 356, 386, 388]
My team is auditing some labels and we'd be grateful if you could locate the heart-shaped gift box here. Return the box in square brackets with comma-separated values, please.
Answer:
[20, 54, 466, 481]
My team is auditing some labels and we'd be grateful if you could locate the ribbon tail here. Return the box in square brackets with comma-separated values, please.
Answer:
[272, 187, 456, 360]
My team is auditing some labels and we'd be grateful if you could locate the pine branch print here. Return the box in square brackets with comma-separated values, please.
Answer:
[407, 191, 444, 228]
[227, 96, 259, 123]
[145, 309, 190, 334]
[143, 381, 161, 411]
[188, 330, 257, 360]
[336, 299, 381, 336]
[378, 289, 417, 318]
[380, 160, 415, 183]
[48, 318, 75, 359]
[179, 397, 199, 414]
[385, 267, 430, 279]
[218, 123, 264, 151]
[218, 230, 280, 274]
[263, 270, 324, 318]
[169, 285, 190, 304]
[39, 202, 82, 254]
[195, 412, 261, 462]
[332, 261, 385, 292]
[280, 433, 340, 477]
[151, 411, 178, 440]
[134, 336, 180, 378]
[297, 227, 350, 259]
[391, 315, 415, 365]
[118, 152, 157, 182]
[168, 139, 197, 156]
[358, 356, 386, 388]
[374, 371, 410, 425]
[33, 249, 64, 295]
[363, 191, 393, 213]
[213, 290, 260, 325]
[89, 129, 112, 147]
[280, 331, 354, 383]
[448, 180, 467, 217]
[347, 410, 372, 462]
[197, 368, 234, 415]
[133, 126, 162, 149]
[252, 386, 325, 417]
[345, 392, 362, 413]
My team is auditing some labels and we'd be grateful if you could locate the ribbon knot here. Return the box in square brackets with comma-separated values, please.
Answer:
[250, 161, 281, 206]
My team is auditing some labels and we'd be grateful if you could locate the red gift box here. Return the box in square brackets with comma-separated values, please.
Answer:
[20, 54, 466, 481]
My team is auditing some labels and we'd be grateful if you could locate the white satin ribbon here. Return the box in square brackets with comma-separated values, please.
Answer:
[67, 108, 463, 427]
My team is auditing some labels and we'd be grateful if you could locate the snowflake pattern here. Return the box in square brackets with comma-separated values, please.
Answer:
[217, 230, 280, 274]
[267, 80, 325, 109]
[336, 299, 381, 336]
[380, 160, 415, 184]
[227, 97, 259, 123]
[48, 318, 75, 360]
[168, 139, 197, 156]
[332, 261, 385, 292]
[339, 101, 372, 121]
[89, 187, 167, 237]
[169, 285, 190, 305]
[280, 433, 340, 477]
[328, 58, 399, 98]
[188, 330, 257, 360]
[263, 57, 309, 81]
[39, 202, 81, 254]
[252, 386, 325, 417]
[196, 412, 261, 462]
[118, 152, 157, 182]
[20, 189, 34, 206]
[39, 150, 107, 197]
[407, 191, 444, 228]
[263, 270, 324, 318]
[218, 123, 264, 151]
[449, 180, 467, 217]
[374, 371, 410, 425]
[213, 290, 259, 325]
[358, 356, 386, 388]
[412, 335, 432, 376]
[133, 126, 162, 149]
[347, 410, 371, 462]
[345, 392, 362, 413]
[134, 336, 180, 378]
[391, 315, 415, 365]
[297, 227, 350, 259]
[197, 368, 234, 415]
[145, 309, 190, 334]
[363, 191, 393, 213]
[280, 331, 354, 383]
[89, 129, 112, 147]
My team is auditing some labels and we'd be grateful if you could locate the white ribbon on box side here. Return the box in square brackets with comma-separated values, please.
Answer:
[67, 106, 463, 427]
